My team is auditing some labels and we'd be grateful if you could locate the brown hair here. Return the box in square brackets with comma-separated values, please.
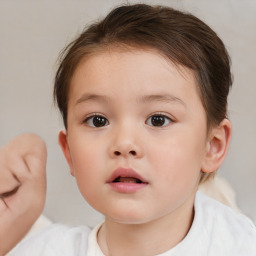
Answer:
[54, 4, 232, 182]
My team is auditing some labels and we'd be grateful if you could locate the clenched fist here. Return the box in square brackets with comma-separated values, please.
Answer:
[0, 134, 46, 256]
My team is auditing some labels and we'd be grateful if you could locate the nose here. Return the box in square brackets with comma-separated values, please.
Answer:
[109, 125, 144, 159]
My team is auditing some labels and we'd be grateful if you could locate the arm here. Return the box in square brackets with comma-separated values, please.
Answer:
[0, 134, 46, 256]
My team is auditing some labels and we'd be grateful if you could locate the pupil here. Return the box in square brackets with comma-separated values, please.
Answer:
[93, 116, 106, 127]
[152, 116, 164, 126]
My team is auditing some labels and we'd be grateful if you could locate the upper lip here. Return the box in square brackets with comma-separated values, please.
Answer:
[107, 167, 148, 184]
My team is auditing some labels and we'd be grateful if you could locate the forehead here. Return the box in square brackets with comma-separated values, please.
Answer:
[69, 48, 199, 100]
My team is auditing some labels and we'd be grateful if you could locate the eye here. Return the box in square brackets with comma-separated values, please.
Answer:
[146, 114, 172, 127]
[84, 115, 109, 127]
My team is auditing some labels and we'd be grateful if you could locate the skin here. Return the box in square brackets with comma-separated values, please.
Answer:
[59, 48, 231, 256]
[0, 134, 46, 256]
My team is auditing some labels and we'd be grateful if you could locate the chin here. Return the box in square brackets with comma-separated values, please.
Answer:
[104, 209, 155, 225]
[88, 198, 157, 225]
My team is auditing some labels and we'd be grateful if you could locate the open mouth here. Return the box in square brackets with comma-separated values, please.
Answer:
[107, 168, 148, 193]
[113, 176, 144, 184]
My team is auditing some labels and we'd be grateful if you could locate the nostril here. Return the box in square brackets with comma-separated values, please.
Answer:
[114, 151, 121, 156]
[130, 150, 136, 156]
[113, 150, 137, 156]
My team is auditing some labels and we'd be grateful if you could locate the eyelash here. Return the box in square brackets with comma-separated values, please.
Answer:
[83, 113, 174, 128]
[145, 113, 174, 127]
[83, 114, 109, 128]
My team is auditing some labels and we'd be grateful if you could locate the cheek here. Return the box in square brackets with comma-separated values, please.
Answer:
[148, 133, 206, 183]
[69, 134, 103, 167]
[71, 148, 103, 207]
[69, 140, 102, 186]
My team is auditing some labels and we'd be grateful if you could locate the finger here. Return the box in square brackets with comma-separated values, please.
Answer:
[0, 185, 20, 199]
[0, 198, 7, 212]
[0, 166, 20, 195]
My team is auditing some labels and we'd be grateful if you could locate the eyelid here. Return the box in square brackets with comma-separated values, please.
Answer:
[146, 112, 175, 121]
[83, 112, 105, 120]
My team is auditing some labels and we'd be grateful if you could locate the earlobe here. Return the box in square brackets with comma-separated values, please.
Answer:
[201, 119, 232, 174]
[58, 130, 75, 176]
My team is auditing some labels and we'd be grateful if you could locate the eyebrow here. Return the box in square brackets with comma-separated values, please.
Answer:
[75, 93, 109, 105]
[139, 94, 187, 108]
[75, 93, 186, 108]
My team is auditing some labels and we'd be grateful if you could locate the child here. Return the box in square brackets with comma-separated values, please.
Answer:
[3, 3, 256, 255]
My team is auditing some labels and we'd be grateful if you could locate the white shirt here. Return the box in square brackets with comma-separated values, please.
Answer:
[11, 191, 256, 256]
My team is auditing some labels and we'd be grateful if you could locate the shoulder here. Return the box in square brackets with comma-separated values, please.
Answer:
[196, 191, 255, 231]
[195, 191, 256, 255]
[10, 224, 92, 256]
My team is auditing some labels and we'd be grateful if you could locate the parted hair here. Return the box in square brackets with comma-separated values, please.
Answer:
[54, 4, 232, 182]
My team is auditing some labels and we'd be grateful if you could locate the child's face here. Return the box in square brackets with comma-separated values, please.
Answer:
[60, 48, 212, 224]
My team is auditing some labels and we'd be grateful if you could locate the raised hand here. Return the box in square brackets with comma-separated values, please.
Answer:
[0, 134, 47, 256]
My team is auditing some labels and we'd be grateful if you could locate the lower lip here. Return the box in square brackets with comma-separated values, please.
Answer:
[108, 182, 148, 193]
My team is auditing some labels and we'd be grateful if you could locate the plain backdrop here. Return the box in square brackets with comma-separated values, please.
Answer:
[0, 0, 255, 227]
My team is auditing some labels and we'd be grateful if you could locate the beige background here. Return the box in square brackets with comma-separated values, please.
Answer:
[0, 0, 255, 227]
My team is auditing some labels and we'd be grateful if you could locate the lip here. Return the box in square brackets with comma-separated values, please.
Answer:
[107, 167, 148, 193]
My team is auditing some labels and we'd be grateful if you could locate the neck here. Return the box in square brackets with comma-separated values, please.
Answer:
[97, 194, 195, 256]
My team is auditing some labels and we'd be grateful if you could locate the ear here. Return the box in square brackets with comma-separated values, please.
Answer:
[201, 119, 232, 174]
[58, 130, 75, 176]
